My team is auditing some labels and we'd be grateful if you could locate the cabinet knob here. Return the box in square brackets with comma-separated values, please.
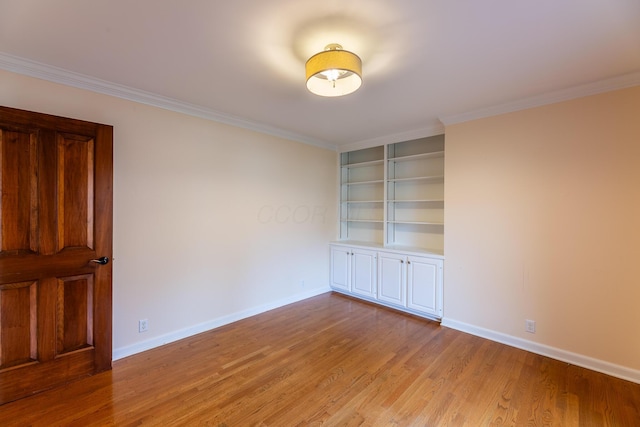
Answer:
[400, 260, 404, 263]
[407, 261, 411, 264]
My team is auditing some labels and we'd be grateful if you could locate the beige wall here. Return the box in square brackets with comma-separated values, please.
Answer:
[0, 69, 337, 356]
[444, 86, 640, 373]
[5, 66, 639, 378]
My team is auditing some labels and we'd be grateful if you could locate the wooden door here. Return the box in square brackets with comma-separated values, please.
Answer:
[0, 106, 113, 404]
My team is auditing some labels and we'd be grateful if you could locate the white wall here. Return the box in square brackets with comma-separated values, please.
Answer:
[0, 69, 337, 358]
[443, 86, 640, 381]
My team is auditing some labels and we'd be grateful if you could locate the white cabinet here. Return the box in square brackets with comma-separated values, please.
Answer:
[333, 135, 445, 320]
[377, 252, 443, 318]
[330, 246, 350, 292]
[406, 255, 443, 318]
[330, 245, 377, 299]
[351, 249, 377, 298]
[331, 244, 443, 320]
[377, 252, 405, 306]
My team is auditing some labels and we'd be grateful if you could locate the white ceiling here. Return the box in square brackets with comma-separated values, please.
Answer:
[1, 0, 639, 150]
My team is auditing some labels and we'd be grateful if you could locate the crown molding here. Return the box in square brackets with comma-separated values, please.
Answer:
[0, 52, 337, 151]
[439, 71, 640, 126]
[4, 52, 638, 151]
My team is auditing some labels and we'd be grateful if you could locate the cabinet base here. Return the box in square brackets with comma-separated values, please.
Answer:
[330, 289, 442, 323]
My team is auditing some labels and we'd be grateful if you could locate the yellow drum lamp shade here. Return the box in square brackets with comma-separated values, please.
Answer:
[305, 44, 362, 97]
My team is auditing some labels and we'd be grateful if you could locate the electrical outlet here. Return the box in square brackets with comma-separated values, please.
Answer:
[525, 319, 536, 334]
[139, 319, 149, 333]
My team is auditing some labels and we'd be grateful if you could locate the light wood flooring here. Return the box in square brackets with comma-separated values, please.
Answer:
[1, 292, 639, 426]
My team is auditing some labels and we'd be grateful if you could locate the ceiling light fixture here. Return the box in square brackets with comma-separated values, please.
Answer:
[305, 44, 362, 97]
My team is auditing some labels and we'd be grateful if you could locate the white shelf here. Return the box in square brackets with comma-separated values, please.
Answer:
[344, 179, 384, 186]
[388, 150, 444, 162]
[342, 159, 384, 168]
[388, 199, 444, 203]
[388, 175, 444, 183]
[341, 219, 384, 223]
[388, 220, 444, 225]
[343, 200, 384, 204]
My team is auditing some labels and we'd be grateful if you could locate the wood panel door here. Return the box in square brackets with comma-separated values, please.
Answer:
[0, 106, 113, 404]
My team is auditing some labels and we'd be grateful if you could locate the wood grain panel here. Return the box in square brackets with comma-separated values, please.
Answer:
[0, 281, 36, 369]
[56, 134, 94, 252]
[56, 275, 93, 355]
[0, 128, 38, 254]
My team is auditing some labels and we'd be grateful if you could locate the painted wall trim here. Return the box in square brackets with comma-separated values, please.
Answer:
[0, 52, 336, 151]
[439, 72, 640, 126]
[4, 52, 638, 152]
[441, 317, 640, 385]
[113, 287, 331, 361]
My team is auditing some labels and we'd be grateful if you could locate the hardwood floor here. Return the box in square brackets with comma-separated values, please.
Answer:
[1, 292, 638, 426]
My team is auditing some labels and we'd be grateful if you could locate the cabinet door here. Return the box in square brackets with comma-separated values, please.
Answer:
[330, 246, 351, 291]
[407, 256, 443, 317]
[377, 252, 405, 306]
[351, 249, 377, 298]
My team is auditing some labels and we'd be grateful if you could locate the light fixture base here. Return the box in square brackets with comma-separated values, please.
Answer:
[324, 43, 343, 51]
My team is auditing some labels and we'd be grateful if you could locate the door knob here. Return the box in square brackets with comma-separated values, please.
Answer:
[91, 256, 109, 265]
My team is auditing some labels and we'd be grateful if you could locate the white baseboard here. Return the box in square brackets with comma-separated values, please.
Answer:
[440, 317, 640, 385]
[112, 287, 331, 361]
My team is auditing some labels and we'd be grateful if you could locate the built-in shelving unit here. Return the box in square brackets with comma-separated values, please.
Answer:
[338, 135, 445, 255]
[386, 135, 445, 254]
[332, 135, 445, 320]
[339, 146, 385, 245]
